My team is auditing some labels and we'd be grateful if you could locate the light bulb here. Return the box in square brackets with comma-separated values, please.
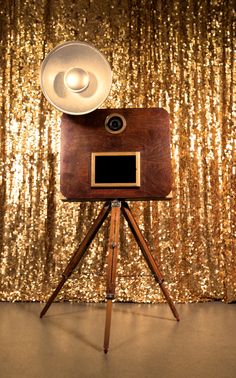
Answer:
[64, 67, 89, 92]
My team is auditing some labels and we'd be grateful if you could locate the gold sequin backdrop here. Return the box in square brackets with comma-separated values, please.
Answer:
[0, 0, 235, 303]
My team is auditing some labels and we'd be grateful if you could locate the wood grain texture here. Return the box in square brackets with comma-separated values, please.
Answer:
[60, 108, 172, 200]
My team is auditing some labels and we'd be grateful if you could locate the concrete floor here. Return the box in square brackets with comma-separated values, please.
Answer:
[0, 301, 236, 378]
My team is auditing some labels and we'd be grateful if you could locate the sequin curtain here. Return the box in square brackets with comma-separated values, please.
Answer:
[0, 0, 235, 303]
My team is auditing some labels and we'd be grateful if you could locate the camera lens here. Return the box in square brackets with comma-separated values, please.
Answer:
[108, 116, 123, 131]
[105, 113, 127, 134]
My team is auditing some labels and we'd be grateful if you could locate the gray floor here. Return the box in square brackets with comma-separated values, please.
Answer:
[0, 302, 236, 378]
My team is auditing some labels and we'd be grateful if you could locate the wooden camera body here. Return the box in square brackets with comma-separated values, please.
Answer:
[60, 108, 172, 201]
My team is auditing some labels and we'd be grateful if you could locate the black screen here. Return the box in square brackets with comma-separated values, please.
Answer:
[94, 155, 136, 184]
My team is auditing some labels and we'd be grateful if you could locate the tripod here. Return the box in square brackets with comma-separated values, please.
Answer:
[40, 200, 180, 353]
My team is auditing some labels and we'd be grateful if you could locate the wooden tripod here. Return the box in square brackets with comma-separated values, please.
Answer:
[40, 200, 179, 353]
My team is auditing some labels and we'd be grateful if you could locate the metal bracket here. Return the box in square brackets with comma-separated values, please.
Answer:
[106, 293, 114, 300]
[111, 199, 121, 208]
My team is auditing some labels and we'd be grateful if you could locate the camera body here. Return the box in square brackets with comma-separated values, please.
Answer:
[60, 108, 172, 201]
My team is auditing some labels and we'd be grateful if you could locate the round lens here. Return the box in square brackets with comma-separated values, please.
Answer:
[105, 113, 127, 134]
[109, 117, 123, 131]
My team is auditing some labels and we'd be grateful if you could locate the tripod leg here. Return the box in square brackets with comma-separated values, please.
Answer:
[103, 200, 121, 353]
[104, 299, 112, 354]
[40, 201, 111, 318]
[121, 202, 180, 321]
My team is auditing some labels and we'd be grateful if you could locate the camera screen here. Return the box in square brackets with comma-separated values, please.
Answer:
[91, 152, 140, 187]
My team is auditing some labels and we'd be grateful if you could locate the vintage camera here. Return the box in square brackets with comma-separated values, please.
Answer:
[60, 107, 172, 201]
[40, 42, 172, 201]
[39, 43, 179, 346]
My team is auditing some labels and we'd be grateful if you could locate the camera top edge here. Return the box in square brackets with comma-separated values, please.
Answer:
[62, 107, 169, 118]
[62, 107, 169, 121]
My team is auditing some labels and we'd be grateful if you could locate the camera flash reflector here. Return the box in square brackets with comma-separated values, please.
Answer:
[40, 41, 112, 115]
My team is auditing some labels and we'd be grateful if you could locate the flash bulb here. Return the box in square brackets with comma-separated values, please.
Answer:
[64, 67, 90, 92]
